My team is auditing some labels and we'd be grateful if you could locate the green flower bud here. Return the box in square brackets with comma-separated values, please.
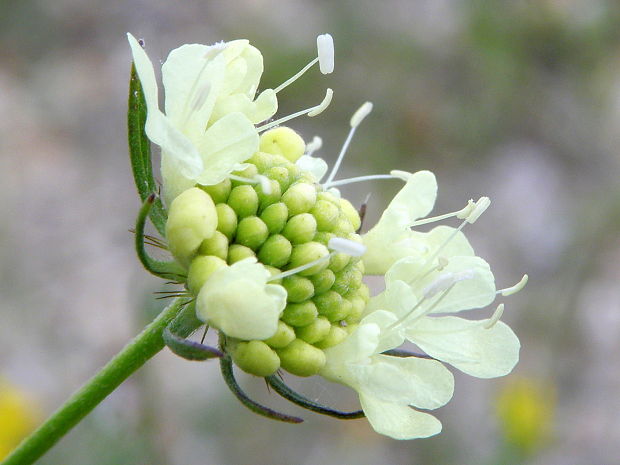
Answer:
[166, 187, 217, 267]
[266, 166, 291, 191]
[287, 164, 301, 184]
[313, 231, 334, 246]
[314, 324, 348, 349]
[227, 244, 255, 264]
[338, 197, 361, 232]
[310, 200, 340, 231]
[199, 178, 231, 204]
[260, 202, 289, 234]
[198, 230, 229, 260]
[264, 321, 296, 349]
[247, 152, 274, 173]
[328, 252, 350, 273]
[282, 300, 318, 326]
[277, 339, 326, 377]
[344, 295, 365, 325]
[232, 340, 280, 377]
[282, 182, 317, 216]
[259, 127, 306, 162]
[332, 266, 353, 295]
[282, 213, 317, 244]
[282, 275, 314, 303]
[231, 164, 258, 187]
[295, 317, 331, 344]
[228, 185, 259, 218]
[287, 242, 330, 276]
[235, 216, 269, 250]
[257, 234, 292, 268]
[187, 255, 227, 294]
[314, 290, 351, 322]
[309, 268, 336, 295]
[216, 203, 238, 241]
[256, 179, 282, 210]
[333, 216, 355, 235]
[358, 283, 370, 302]
[317, 191, 340, 206]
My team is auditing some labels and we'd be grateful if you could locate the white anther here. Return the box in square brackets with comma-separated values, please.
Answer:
[350, 102, 373, 128]
[500, 274, 528, 296]
[328, 237, 366, 257]
[484, 303, 505, 329]
[465, 197, 491, 223]
[308, 88, 333, 117]
[456, 199, 476, 220]
[317, 34, 335, 74]
[256, 175, 272, 195]
[437, 256, 449, 271]
[390, 170, 412, 181]
[305, 136, 323, 156]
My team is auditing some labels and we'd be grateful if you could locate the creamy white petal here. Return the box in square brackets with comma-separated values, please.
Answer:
[210, 89, 277, 124]
[405, 316, 520, 378]
[194, 112, 259, 185]
[354, 355, 454, 409]
[365, 280, 418, 319]
[196, 258, 286, 340]
[127, 33, 160, 115]
[360, 310, 404, 352]
[359, 394, 442, 440]
[296, 155, 329, 182]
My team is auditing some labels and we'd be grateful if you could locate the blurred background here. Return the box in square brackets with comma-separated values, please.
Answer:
[1, 0, 619, 463]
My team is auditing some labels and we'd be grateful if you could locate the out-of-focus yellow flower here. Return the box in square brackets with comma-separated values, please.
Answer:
[495, 376, 555, 454]
[0, 379, 40, 459]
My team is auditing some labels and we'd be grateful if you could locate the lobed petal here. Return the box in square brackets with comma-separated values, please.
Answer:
[405, 316, 520, 378]
[359, 394, 442, 440]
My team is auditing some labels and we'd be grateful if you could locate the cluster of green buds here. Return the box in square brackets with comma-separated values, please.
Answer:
[165, 127, 369, 378]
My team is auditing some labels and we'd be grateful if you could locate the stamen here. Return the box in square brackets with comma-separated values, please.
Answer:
[273, 57, 319, 94]
[463, 197, 491, 223]
[437, 256, 449, 271]
[256, 88, 333, 132]
[191, 82, 211, 112]
[305, 136, 323, 156]
[390, 170, 412, 181]
[228, 174, 271, 194]
[328, 237, 366, 256]
[268, 252, 334, 281]
[324, 101, 373, 185]
[180, 54, 214, 126]
[317, 34, 335, 74]
[388, 282, 457, 331]
[484, 304, 505, 329]
[423, 270, 474, 299]
[499, 274, 528, 296]
[323, 174, 396, 189]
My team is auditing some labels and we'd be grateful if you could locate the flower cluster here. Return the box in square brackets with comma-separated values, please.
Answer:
[128, 32, 524, 440]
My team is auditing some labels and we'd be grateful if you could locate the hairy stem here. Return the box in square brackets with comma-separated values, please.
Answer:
[1, 298, 189, 465]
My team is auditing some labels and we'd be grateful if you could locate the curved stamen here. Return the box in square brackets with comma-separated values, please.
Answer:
[256, 88, 333, 133]
[324, 102, 373, 185]
[323, 174, 396, 189]
[499, 274, 528, 296]
[484, 303, 505, 329]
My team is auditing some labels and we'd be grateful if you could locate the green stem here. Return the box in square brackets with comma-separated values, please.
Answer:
[1, 298, 187, 465]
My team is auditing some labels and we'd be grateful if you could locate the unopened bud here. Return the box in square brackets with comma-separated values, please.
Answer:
[309, 268, 336, 295]
[199, 178, 231, 204]
[198, 230, 229, 260]
[264, 321, 296, 348]
[295, 316, 331, 344]
[314, 324, 348, 349]
[227, 244, 255, 264]
[266, 166, 291, 191]
[282, 213, 317, 244]
[230, 164, 258, 188]
[282, 182, 317, 216]
[260, 202, 289, 234]
[215, 203, 238, 241]
[259, 127, 306, 162]
[313, 290, 344, 322]
[166, 188, 217, 267]
[256, 179, 282, 210]
[288, 242, 330, 276]
[235, 216, 269, 250]
[228, 185, 259, 218]
[186, 255, 227, 294]
[257, 234, 293, 268]
[282, 275, 315, 303]
[232, 340, 280, 377]
[282, 300, 318, 326]
[338, 198, 361, 231]
[311, 199, 340, 231]
[277, 338, 326, 377]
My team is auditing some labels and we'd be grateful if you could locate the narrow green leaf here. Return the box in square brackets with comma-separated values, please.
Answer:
[128, 63, 167, 236]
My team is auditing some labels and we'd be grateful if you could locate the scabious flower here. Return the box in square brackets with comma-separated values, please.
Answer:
[129, 32, 524, 441]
